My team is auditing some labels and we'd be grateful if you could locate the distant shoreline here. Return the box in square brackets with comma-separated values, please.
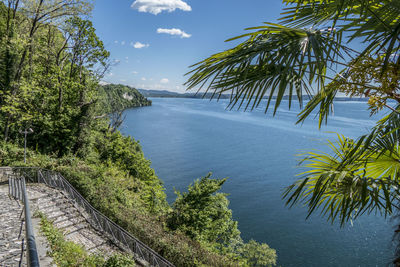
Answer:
[138, 89, 371, 102]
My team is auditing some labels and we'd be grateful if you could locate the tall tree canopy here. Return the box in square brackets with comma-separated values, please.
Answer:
[0, 0, 110, 155]
[186, 0, 400, 262]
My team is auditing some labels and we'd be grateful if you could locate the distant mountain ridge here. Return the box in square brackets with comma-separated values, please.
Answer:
[137, 89, 231, 99]
[138, 89, 370, 102]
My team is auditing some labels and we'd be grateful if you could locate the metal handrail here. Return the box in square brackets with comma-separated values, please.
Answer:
[8, 173, 40, 267]
[7, 167, 174, 267]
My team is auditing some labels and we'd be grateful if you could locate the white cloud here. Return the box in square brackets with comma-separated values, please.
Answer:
[114, 40, 119, 44]
[141, 77, 146, 81]
[131, 41, 149, 49]
[157, 28, 191, 38]
[160, 78, 169, 84]
[132, 71, 138, 74]
[131, 0, 191, 15]
[121, 41, 126, 45]
[120, 79, 127, 82]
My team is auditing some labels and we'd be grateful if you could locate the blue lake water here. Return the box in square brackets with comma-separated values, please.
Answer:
[121, 97, 395, 267]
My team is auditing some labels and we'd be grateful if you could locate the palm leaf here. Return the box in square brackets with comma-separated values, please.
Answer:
[285, 109, 400, 225]
[185, 24, 350, 114]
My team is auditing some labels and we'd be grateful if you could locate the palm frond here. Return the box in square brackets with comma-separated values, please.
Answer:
[185, 24, 350, 114]
[285, 109, 400, 225]
[282, 0, 400, 72]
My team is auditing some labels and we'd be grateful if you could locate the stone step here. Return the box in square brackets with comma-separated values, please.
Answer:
[41, 204, 76, 216]
[52, 211, 83, 225]
[55, 217, 86, 230]
[65, 230, 98, 249]
[35, 197, 68, 208]
[64, 224, 90, 237]
[30, 191, 60, 201]
[36, 197, 70, 208]
[88, 240, 111, 252]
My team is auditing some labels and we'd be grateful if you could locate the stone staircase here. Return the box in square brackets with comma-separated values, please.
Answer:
[0, 167, 174, 267]
[27, 184, 121, 257]
[0, 183, 124, 267]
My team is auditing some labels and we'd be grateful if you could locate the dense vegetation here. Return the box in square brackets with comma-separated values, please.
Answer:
[186, 0, 400, 263]
[0, 0, 276, 266]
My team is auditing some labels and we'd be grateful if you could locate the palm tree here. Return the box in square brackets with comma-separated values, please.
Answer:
[186, 0, 400, 263]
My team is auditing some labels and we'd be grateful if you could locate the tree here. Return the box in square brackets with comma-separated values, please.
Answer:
[239, 240, 277, 267]
[0, 0, 110, 155]
[167, 173, 277, 266]
[186, 0, 400, 262]
[0, 0, 92, 141]
[167, 173, 240, 245]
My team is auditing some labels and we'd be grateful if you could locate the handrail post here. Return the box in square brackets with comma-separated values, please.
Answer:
[21, 177, 40, 267]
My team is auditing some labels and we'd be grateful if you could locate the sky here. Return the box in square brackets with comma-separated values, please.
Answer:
[92, 0, 284, 93]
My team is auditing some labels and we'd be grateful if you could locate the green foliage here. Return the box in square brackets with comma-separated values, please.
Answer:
[0, 1, 110, 155]
[168, 174, 240, 245]
[37, 211, 135, 267]
[1, 142, 241, 266]
[284, 110, 400, 226]
[168, 173, 277, 266]
[90, 129, 168, 213]
[185, 23, 347, 116]
[239, 240, 277, 267]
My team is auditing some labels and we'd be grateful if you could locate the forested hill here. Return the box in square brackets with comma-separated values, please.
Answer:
[98, 84, 151, 113]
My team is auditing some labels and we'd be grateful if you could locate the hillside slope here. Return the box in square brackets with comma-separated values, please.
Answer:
[99, 84, 151, 113]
